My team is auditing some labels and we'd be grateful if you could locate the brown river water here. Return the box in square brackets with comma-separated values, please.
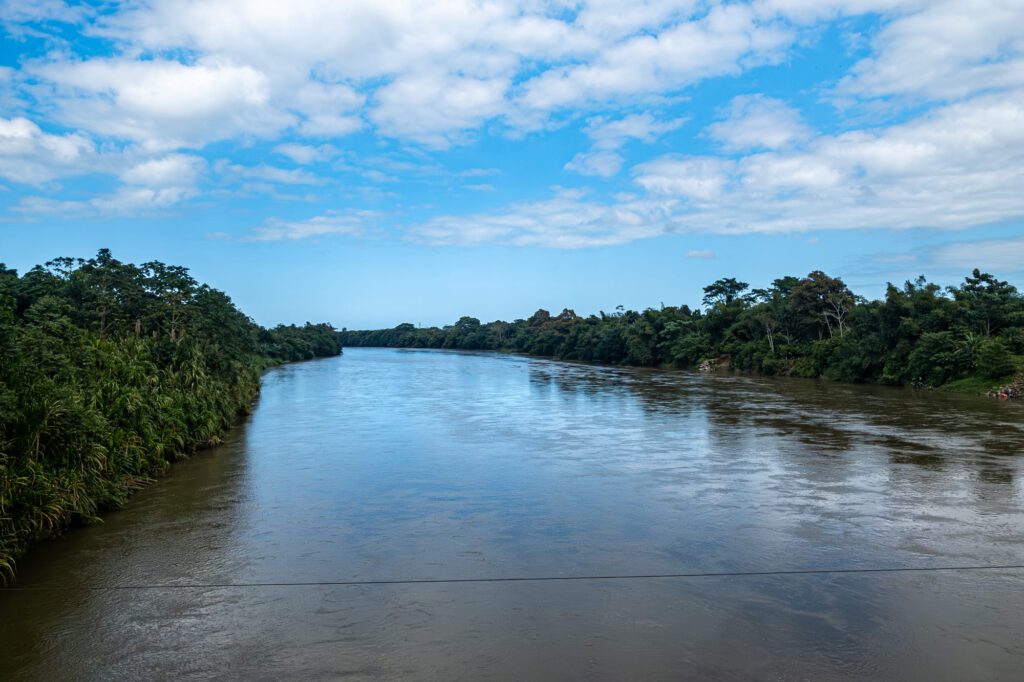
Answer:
[2, 347, 1023, 680]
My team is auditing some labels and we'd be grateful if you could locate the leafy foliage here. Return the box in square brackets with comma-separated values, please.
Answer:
[342, 269, 1024, 391]
[0, 251, 342, 581]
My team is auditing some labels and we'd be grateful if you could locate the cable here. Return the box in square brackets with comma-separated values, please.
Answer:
[3, 563, 1024, 592]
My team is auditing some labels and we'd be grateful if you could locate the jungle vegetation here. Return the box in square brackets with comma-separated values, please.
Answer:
[342, 269, 1024, 388]
[0, 250, 342, 581]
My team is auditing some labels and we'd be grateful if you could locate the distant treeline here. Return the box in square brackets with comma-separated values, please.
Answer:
[343, 270, 1024, 389]
[0, 250, 342, 580]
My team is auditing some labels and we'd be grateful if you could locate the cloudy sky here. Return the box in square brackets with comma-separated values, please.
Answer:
[2, 0, 1023, 327]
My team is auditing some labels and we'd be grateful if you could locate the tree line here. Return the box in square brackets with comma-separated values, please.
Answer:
[342, 269, 1023, 388]
[0, 250, 342, 580]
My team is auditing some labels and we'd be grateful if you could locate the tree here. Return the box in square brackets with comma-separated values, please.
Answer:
[749, 277, 800, 354]
[951, 269, 1023, 337]
[791, 271, 855, 338]
[702, 278, 749, 308]
[1, 250, 343, 581]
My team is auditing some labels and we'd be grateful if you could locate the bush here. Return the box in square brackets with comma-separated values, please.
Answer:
[976, 338, 1016, 379]
[905, 332, 971, 386]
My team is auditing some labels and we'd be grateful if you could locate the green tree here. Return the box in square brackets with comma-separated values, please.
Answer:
[702, 278, 749, 307]
[951, 269, 1023, 337]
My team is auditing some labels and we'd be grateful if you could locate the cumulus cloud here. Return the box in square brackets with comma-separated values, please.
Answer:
[10, 0, 1024, 154]
[29, 58, 290, 150]
[0, 0, 88, 27]
[371, 70, 510, 148]
[566, 112, 685, 177]
[15, 0, 832, 150]
[638, 90, 1024, 232]
[634, 157, 733, 201]
[586, 113, 686, 150]
[121, 154, 205, 188]
[416, 90, 1024, 247]
[837, 0, 1024, 102]
[0, 116, 96, 184]
[11, 151, 205, 216]
[706, 95, 811, 151]
[5, 0, 1024, 249]
[517, 3, 794, 112]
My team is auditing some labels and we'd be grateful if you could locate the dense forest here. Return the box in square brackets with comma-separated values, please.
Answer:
[343, 270, 1024, 392]
[0, 250, 342, 580]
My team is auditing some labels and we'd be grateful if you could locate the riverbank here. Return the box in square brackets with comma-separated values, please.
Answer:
[341, 270, 1024, 393]
[361, 344, 1023, 402]
[0, 252, 343, 583]
[988, 375, 1024, 400]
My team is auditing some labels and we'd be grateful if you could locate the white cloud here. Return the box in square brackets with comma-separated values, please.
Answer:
[237, 210, 375, 241]
[370, 70, 510, 148]
[706, 95, 811, 151]
[91, 186, 197, 212]
[221, 163, 327, 186]
[0, 0, 88, 26]
[75, 0, 590, 145]
[633, 89, 1024, 233]
[361, 169, 398, 183]
[95, 1, 572, 79]
[565, 151, 624, 178]
[574, 0, 698, 40]
[634, 157, 733, 201]
[12, 152, 205, 216]
[517, 3, 794, 113]
[686, 249, 717, 259]
[290, 82, 365, 137]
[29, 58, 291, 150]
[0, 116, 95, 184]
[931, 237, 1024, 274]
[411, 188, 671, 248]
[20, 0, 824, 150]
[121, 154, 205, 188]
[566, 112, 685, 177]
[272, 143, 340, 164]
[10, 0, 1019, 156]
[5, 0, 1024, 249]
[17, 185, 196, 217]
[416, 89, 1024, 247]
[457, 167, 499, 178]
[18, 0, 1006, 155]
[585, 112, 687, 150]
[837, 0, 1024, 102]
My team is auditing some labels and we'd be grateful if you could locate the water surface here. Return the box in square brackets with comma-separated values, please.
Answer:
[3, 348, 1023, 680]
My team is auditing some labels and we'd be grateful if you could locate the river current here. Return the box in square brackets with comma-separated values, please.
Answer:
[2, 348, 1023, 680]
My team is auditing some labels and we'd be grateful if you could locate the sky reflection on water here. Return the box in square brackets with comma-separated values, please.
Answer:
[2, 348, 1023, 680]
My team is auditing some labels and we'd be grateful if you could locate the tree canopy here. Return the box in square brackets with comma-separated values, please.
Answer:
[342, 269, 1024, 389]
[0, 251, 343, 581]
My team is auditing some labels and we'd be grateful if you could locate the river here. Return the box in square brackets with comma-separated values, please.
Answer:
[2, 348, 1023, 680]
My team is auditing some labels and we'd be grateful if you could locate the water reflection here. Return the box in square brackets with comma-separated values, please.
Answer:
[2, 348, 1023, 680]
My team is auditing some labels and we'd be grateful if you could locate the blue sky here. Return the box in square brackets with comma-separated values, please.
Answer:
[1, 0, 1023, 328]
